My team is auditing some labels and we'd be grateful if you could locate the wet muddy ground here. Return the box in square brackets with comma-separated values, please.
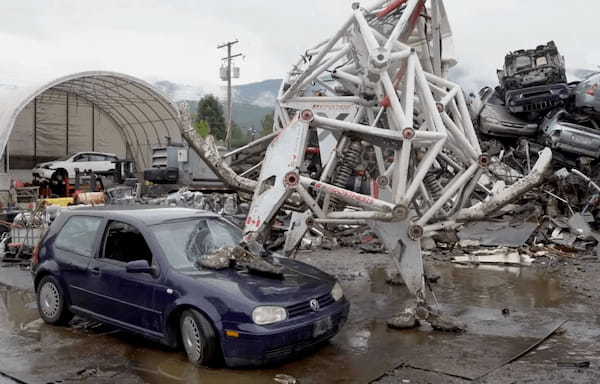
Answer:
[1, 249, 600, 383]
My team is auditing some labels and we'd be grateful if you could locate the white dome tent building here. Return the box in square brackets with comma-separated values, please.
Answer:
[0, 71, 185, 191]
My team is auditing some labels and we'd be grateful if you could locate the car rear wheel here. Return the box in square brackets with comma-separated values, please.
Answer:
[37, 276, 73, 325]
[180, 309, 219, 367]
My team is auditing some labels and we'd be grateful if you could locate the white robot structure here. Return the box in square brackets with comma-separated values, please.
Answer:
[182, 0, 552, 329]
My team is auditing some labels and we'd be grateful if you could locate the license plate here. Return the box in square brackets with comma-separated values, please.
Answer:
[313, 316, 333, 338]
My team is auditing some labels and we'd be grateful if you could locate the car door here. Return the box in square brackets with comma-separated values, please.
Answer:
[88, 154, 113, 173]
[52, 215, 104, 307]
[87, 220, 164, 335]
[70, 153, 91, 178]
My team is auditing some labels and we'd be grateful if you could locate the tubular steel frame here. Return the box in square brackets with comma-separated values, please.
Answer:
[182, 0, 553, 319]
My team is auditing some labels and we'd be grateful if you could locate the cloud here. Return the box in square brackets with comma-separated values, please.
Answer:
[0, 0, 598, 89]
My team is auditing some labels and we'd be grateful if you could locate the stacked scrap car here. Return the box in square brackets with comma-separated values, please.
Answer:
[476, 86, 539, 137]
[575, 72, 600, 117]
[540, 109, 600, 159]
[498, 41, 569, 114]
[472, 41, 600, 165]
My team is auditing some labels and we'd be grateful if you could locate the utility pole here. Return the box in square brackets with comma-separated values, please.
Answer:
[218, 40, 242, 149]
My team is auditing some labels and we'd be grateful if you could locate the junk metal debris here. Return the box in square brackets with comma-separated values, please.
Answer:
[179, 0, 555, 331]
[452, 249, 534, 266]
[556, 361, 591, 369]
[274, 374, 298, 384]
[3, 0, 600, 345]
[458, 221, 538, 248]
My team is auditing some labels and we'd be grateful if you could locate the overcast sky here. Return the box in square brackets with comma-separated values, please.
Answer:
[0, 0, 598, 92]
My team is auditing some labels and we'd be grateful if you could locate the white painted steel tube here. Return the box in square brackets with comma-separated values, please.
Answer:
[300, 176, 397, 212]
[313, 115, 405, 142]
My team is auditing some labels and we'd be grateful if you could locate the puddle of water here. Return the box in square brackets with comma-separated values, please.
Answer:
[0, 262, 589, 384]
[431, 263, 575, 310]
[0, 285, 38, 330]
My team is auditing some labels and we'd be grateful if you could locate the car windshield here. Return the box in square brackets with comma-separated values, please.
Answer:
[152, 218, 242, 269]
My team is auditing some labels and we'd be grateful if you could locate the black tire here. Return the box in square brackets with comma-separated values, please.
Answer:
[179, 309, 220, 367]
[37, 275, 73, 325]
[51, 169, 67, 183]
[50, 169, 68, 197]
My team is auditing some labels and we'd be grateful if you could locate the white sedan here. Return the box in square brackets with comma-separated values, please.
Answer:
[33, 152, 119, 181]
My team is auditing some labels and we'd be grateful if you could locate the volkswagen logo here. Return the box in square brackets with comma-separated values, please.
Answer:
[309, 299, 320, 312]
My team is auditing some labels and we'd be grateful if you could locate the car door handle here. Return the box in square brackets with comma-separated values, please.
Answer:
[90, 267, 100, 275]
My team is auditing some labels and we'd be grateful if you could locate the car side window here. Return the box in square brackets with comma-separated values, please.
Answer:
[55, 216, 103, 257]
[101, 221, 153, 266]
[74, 154, 90, 162]
[89, 154, 106, 161]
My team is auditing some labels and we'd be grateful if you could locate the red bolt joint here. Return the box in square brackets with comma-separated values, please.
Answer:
[408, 224, 424, 241]
[402, 127, 416, 140]
[301, 109, 314, 122]
[479, 154, 491, 168]
[436, 103, 444, 113]
[283, 171, 300, 188]
[393, 205, 409, 220]
[376, 175, 389, 187]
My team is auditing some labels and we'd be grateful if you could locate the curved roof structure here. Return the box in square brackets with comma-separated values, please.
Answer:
[0, 71, 184, 169]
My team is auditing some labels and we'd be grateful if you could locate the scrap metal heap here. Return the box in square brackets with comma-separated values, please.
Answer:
[181, 0, 553, 330]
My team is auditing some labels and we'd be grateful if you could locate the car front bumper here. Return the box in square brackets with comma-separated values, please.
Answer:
[505, 84, 569, 113]
[32, 168, 54, 180]
[221, 298, 350, 367]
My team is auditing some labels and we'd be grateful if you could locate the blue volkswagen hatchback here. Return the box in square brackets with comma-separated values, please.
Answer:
[31, 207, 349, 367]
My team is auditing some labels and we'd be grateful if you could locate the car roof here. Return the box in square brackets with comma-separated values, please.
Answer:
[63, 206, 218, 225]
[74, 151, 118, 157]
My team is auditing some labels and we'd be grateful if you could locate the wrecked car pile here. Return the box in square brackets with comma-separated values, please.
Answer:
[472, 41, 600, 168]
[446, 41, 600, 267]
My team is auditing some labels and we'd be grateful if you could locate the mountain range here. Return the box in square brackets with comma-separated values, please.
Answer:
[152, 79, 282, 134]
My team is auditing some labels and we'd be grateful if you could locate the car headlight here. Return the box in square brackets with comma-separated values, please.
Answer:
[252, 306, 287, 325]
[331, 282, 344, 302]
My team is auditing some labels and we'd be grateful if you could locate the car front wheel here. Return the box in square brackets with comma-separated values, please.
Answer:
[180, 309, 220, 367]
[37, 276, 73, 325]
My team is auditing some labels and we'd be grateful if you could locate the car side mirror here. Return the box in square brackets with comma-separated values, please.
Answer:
[126, 260, 157, 276]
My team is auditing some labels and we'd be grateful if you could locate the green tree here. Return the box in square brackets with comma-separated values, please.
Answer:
[196, 95, 226, 140]
[194, 120, 210, 137]
[260, 111, 275, 137]
[230, 122, 250, 148]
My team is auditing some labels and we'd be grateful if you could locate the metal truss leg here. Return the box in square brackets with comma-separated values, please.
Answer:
[369, 219, 465, 332]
